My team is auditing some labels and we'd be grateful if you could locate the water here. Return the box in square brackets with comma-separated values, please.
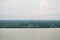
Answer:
[0, 28, 60, 40]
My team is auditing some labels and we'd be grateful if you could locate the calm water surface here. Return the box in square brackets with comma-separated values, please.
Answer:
[0, 28, 60, 40]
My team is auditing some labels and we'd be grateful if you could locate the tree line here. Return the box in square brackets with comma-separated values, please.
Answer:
[0, 22, 60, 28]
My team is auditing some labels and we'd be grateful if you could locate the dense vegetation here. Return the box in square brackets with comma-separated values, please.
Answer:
[0, 20, 60, 28]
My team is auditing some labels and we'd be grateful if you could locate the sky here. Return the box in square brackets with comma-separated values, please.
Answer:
[0, 0, 60, 20]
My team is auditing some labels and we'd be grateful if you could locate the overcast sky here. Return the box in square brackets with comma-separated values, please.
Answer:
[0, 0, 60, 20]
